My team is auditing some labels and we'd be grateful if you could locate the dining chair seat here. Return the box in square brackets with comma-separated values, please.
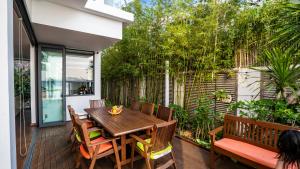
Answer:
[79, 137, 113, 159]
[136, 138, 173, 160]
[75, 129, 101, 143]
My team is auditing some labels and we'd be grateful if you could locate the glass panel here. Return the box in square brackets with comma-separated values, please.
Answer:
[66, 52, 94, 96]
[104, 0, 123, 8]
[41, 48, 64, 123]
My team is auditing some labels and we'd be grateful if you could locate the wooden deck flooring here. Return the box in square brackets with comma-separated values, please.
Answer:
[18, 122, 251, 169]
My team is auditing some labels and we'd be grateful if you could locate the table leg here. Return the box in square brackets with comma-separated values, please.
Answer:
[121, 135, 126, 162]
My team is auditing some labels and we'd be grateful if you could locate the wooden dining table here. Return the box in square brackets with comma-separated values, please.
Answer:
[84, 107, 165, 166]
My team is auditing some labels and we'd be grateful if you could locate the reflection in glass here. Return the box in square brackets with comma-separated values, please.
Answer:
[66, 52, 94, 96]
[41, 48, 64, 123]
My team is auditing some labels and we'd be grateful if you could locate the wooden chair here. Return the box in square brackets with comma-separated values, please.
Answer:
[68, 105, 95, 129]
[130, 99, 141, 111]
[141, 102, 155, 116]
[68, 105, 92, 142]
[156, 105, 173, 122]
[90, 99, 105, 108]
[67, 105, 102, 150]
[130, 120, 177, 169]
[74, 117, 121, 169]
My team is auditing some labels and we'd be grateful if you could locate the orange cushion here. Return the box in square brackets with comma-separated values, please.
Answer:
[80, 137, 113, 159]
[214, 138, 278, 168]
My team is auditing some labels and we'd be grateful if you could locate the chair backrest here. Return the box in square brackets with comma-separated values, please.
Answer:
[141, 102, 155, 116]
[67, 105, 76, 127]
[150, 120, 177, 152]
[157, 105, 173, 121]
[74, 117, 94, 156]
[90, 99, 105, 108]
[130, 100, 141, 111]
[223, 114, 299, 152]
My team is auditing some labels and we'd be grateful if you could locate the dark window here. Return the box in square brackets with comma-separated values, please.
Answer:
[66, 50, 94, 96]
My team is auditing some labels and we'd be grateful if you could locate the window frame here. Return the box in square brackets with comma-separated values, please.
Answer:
[65, 48, 95, 97]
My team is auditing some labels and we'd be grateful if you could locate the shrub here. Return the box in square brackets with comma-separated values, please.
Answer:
[170, 104, 189, 132]
[229, 99, 300, 126]
[191, 96, 221, 141]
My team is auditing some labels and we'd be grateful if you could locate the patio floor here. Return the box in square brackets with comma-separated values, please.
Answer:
[17, 122, 252, 169]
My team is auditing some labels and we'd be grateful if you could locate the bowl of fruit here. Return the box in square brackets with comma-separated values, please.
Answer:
[108, 105, 123, 115]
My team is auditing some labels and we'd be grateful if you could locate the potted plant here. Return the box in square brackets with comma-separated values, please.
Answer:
[213, 89, 232, 103]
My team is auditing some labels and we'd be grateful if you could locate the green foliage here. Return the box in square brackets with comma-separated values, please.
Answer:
[271, 2, 300, 50]
[102, 0, 243, 80]
[212, 89, 228, 101]
[258, 48, 300, 98]
[102, 0, 298, 79]
[105, 100, 113, 107]
[191, 96, 220, 141]
[14, 68, 30, 100]
[171, 97, 222, 148]
[229, 99, 300, 126]
[169, 104, 189, 131]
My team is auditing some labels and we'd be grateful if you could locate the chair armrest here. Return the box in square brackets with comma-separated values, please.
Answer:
[130, 134, 152, 147]
[88, 138, 114, 147]
[87, 127, 102, 133]
[209, 126, 223, 136]
[208, 126, 223, 144]
[78, 114, 89, 118]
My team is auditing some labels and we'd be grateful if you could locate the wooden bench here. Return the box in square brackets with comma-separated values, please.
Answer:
[209, 114, 299, 169]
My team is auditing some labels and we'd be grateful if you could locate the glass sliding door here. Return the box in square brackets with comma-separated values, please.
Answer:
[38, 45, 65, 127]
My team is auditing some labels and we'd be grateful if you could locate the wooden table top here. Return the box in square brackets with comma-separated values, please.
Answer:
[84, 107, 165, 137]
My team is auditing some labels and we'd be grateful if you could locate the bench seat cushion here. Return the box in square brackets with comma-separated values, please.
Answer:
[214, 138, 278, 168]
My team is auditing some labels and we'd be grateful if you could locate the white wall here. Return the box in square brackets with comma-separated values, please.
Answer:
[237, 68, 261, 115]
[0, 0, 17, 168]
[30, 45, 37, 124]
[65, 51, 101, 120]
[31, 0, 123, 40]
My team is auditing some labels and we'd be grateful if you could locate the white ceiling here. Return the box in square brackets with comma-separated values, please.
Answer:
[33, 23, 119, 51]
[41, 0, 134, 23]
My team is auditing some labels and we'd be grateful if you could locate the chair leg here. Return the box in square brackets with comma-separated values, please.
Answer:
[150, 159, 154, 169]
[145, 157, 151, 169]
[89, 157, 97, 169]
[131, 141, 136, 169]
[71, 139, 77, 152]
[171, 151, 177, 169]
[68, 129, 74, 143]
[75, 152, 82, 169]
[210, 149, 216, 169]
[112, 139, 121, 169]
